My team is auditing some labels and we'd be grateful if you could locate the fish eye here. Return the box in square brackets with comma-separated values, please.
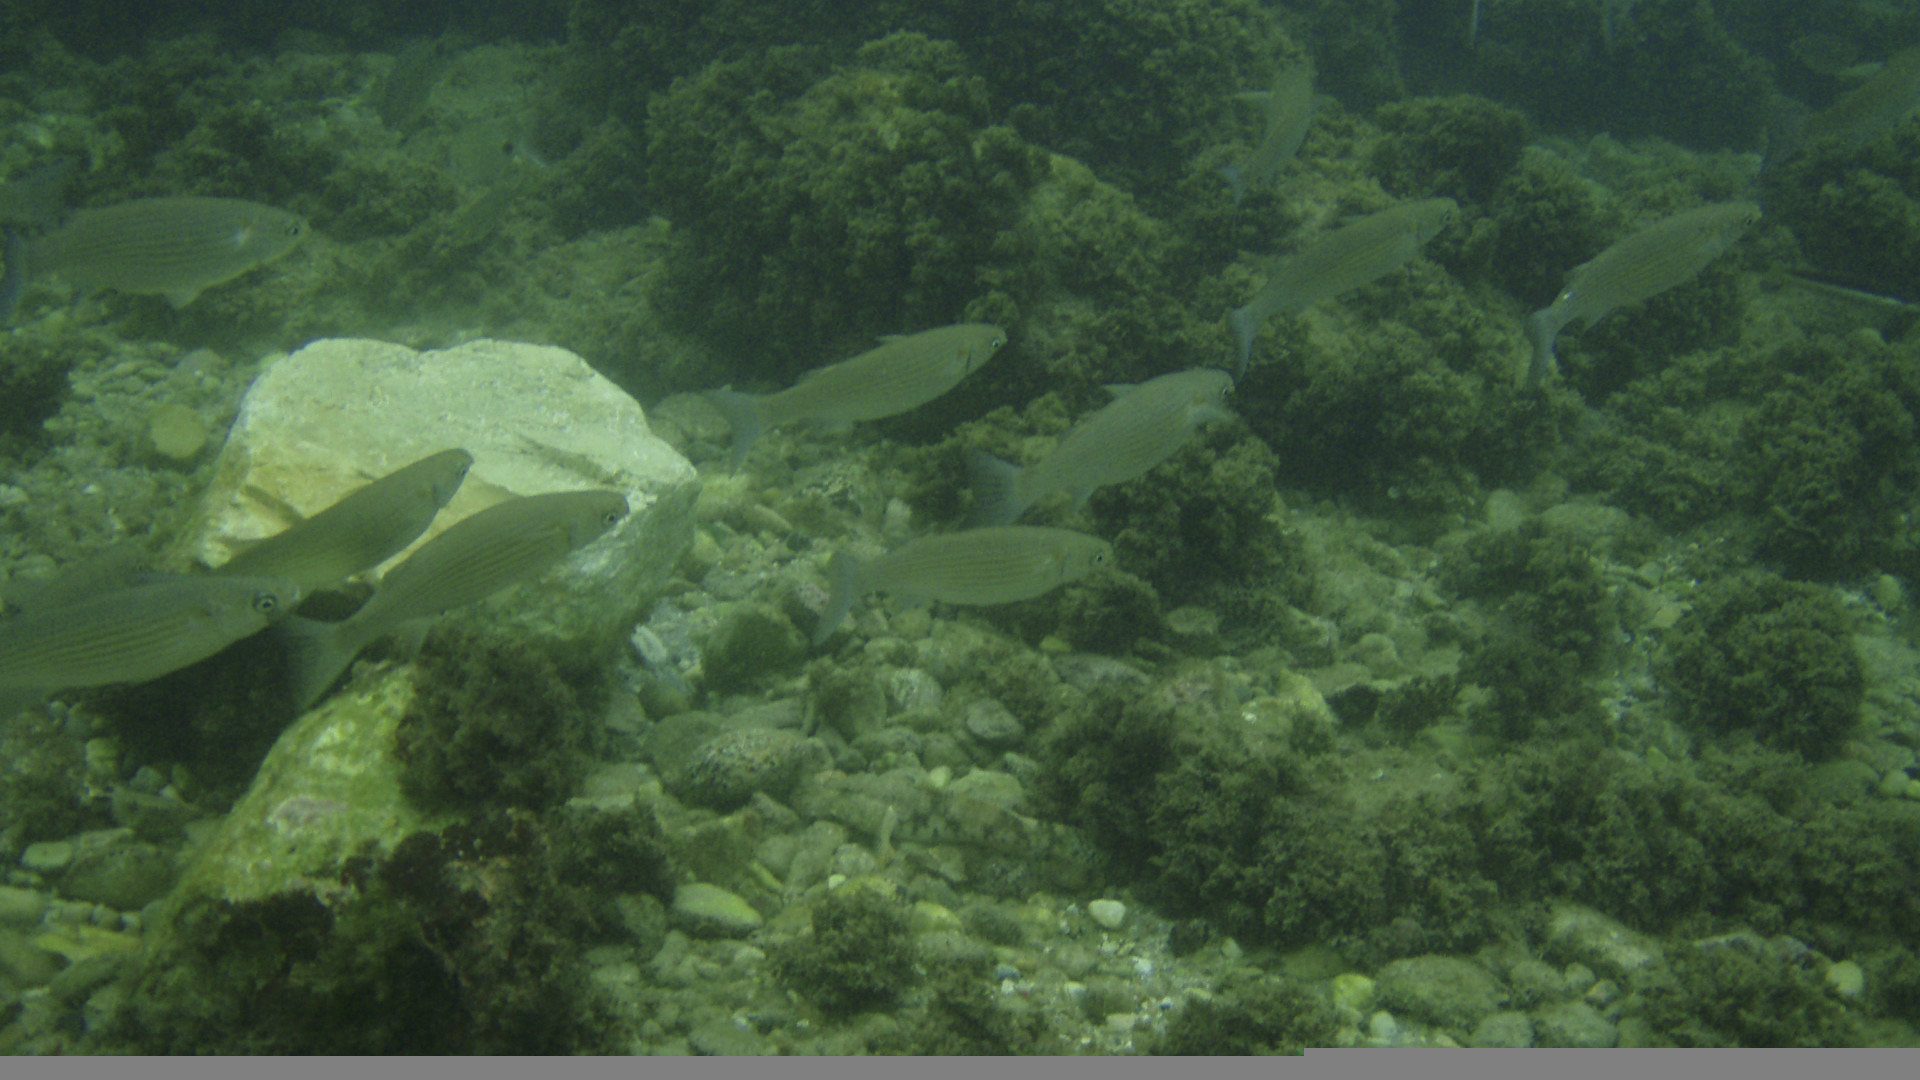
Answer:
[253, 591, 281, 614]
[603, 509, 624, 527]
[286, 221, 305, 237]
[989, 337, 1006, 352]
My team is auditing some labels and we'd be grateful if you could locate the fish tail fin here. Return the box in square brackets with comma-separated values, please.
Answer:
[1228, 304, 1258, 380]
[1216, 163, 1246, 207]
[812, 551, 864, 646]
[964, 449, 1027, 527]
[703, 389, 764, 473]
[1524, 308, 1562, 386]
[279, 615, 361, 712]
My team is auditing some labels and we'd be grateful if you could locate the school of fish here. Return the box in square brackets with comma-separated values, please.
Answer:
[0, 13, 1907, 717]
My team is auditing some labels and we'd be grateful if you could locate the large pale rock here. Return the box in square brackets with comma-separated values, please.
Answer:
[173, 337, 698, 647]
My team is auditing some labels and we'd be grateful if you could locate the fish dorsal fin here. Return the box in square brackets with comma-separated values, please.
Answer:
[1101, 382, 1138, 400]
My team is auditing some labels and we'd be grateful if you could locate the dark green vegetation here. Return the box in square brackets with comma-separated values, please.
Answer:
[113, 804, 671, 1053]
[1580, 332, 1920, 581]
[1150, 971, 1341, 1055]
[1041, 667, 1920, 959]
[771, 884, 918, 1017]
[394, 624, 610, 813]
[1462, 0, 1776, 150]
[1661, 574, 1865, 760]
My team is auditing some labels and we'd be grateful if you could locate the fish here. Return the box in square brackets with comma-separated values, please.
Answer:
[1, 544, 150, 616]
[705, 323, 1007, 471]
[1804, 46, 1920, 151]
[0, 575, 302, 718]
[813, 526, 1114, 645]
[1525, 201, 1760, 385]
[280, 489, 629, 709]
[1219, 60, 1315, 206]
[26, 196, 308, 309]
[1229, 197, 1458, 376]
[215, 449, 474, 594]
[966, 368, 1236, 526]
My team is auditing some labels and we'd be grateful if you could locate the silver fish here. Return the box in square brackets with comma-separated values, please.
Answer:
[967, 368, 1236, 526]
[1525, 201, 1760, 385]
[706, 323, 1007, 470]
[282, 489, 629, 708]
[1229, 198, 1457, 376]
[28, 196, 308, 308]
[1807, 46, 1920, 151]
[0, 575, 301, 716]
[1219, 60, 1316, 206]
[216, 449, 474, 594]
[814, 526, 1114, 644]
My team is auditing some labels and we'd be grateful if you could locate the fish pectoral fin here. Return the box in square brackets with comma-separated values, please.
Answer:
[163, 287, 204, 309]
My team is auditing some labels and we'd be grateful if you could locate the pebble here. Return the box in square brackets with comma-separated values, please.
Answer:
[1825, 960, 1865, 1000]
[0, 885, 50, 927]
[1531, 1000, 1616, 1048]
[670, 883, 764, 939]
[1375, 954, 1507, 1031]
[676, 728, 829, 811]
[1087, 898, 1127, 930]
[963, 698, 1025, 747]
[20, 841, 74, 875]
[1470, 1010, 1533, 1049]
[1547, 903, 1663, 978]
[59, 844, 177, 911]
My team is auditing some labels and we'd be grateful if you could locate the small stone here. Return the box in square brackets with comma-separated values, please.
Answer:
[146, 402, 208, 461]
[1825, 959, 1865, 1000]
[1330, 973, 1377, 1015]
[675, 728, 829, 811]
[1105, 1013, 1138, 1033]
[59, 844, 177, 911]
[1547, 903, 1664, 978]
[671, 882, 764, 939]
[0, 886, 51, 928]
[1470, 1010, 1533, 1049]
[963, 698, 1025, 747]
[1376, 954, 1508, 1032]
[1087, 899, 1127, 930]
[1531, 1000, 1616, 1048]
[20, 841, 74, 875]
[1906, 779, 1920, 801]
[1878, 769, 1911, 798]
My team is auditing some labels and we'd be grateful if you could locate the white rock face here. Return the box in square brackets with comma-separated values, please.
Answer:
[175, 337, 698, 647]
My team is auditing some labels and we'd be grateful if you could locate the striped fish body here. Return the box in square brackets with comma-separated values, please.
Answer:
[1527, 201, 1759, 383]
[29, 196, 308, 308]
[815, 526, 1112, 643]
[762, 323, 1007, 428]
[345, 489, 627, 634]
[0, 575, 299, 692]
[217, 448, 473, 593]
[708, 323, 1006, 470]
[971, 369, 1235, 525]
[1812, 46, 1920, 150]
[283, 490, 628, 708]
[1232, 198, 1457, 372]
[1221, 61, 1315, 205]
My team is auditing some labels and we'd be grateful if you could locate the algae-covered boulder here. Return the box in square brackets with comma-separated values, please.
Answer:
[173, 336, 699, 651]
